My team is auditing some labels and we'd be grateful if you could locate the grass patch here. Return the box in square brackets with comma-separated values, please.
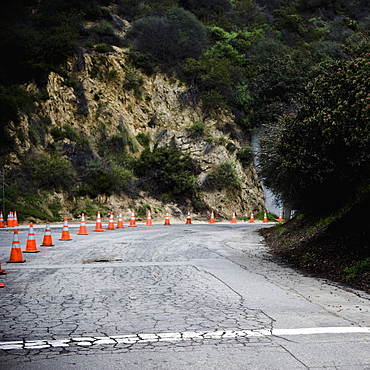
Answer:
[344, 258, 370, 280]
[186, 120, 205, 139]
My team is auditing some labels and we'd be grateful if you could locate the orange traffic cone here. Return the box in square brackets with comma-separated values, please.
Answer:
[23, 222, 41, 253]
[0, 261, 7, 275]
[93, 212, 105, 232]
[116, 211, 124, 228]
[77, 213, 89, 235]
[7, 229, 26, 263]
[0, 282, 3, 288]
[0, 212, 5, 228]
[40, 222, 55, 246]
[185, 210, 192, 224]
[145, 210, 153, 226]
[164, 212, 171, 225]
[145, 209, 153, 226]
[263, 211, 268, 223]
[7, 212, 14, 227]
[106, 212, 115, 230]
[14, 211, 19, 226]
[209, 210, 215, 224]
[59, 217, 72, 241]
[249, 212, 255, 223]
[278, 212, 284, 223]
[10, 212, 16, 227]
[231, 212, 237, 223]
[128, 210, 137, 227]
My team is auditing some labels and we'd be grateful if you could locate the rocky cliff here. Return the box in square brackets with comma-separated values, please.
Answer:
[12, 46, 265, 221]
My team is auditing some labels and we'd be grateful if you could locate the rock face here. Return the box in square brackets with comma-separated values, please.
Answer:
[18, 46, 265, 220]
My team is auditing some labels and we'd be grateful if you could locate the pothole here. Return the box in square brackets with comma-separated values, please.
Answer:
[82, 258, 123, 264]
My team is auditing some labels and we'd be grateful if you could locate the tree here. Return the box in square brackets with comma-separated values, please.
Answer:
[259, 55, 370, 212]
[246, 37, 322, 127]
[178, 0, 232, 23]
[127, 8, 208, 69]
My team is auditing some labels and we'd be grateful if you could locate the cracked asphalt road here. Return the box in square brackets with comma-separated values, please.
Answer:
[0, 222, 369, 369]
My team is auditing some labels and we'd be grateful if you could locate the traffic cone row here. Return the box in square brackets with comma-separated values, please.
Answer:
[3, 211, 19, 227]
[1, 209, 282, 237]
[0, 208, 283, 288]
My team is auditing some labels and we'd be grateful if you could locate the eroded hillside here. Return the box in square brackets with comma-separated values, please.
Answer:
[6, 46, 265, 221]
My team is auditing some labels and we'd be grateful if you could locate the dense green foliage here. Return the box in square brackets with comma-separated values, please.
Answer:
[134, 145, 200, 202]
[126, 8, 208, 69]
[202, 162, 241, 191]
[259, 55, 370, 212]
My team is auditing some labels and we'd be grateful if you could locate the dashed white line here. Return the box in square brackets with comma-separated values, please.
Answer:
[0, 327, 369, 350]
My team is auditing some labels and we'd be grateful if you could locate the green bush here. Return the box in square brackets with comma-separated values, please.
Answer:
[3, 181, 64, 222]
[50, 125, 92, 152]
[201, 89, 228, 112]
[202, 162, 240, 191]
[24, 153, 76, 191]
[136, 203, 151, 218]
[218, 137, 228, 146]
[95, 20, 115, 36]
[101, 131, 138, 158]
[136, 132, 151, 147]
[128, 51, 156, 75]
[226, 142, 237, 152]
[237, 146, 253, 165]
[344, 258, 370, 279]
[186, 121, 205, 139]
[134, 145, 200, 199]
[95, 43, 111, 53]
[71, 199, 103, 219]
[80, 159, 133, 197]
[126, 8, 207, 68]
[48, 199, 63, 220]
[123, 67, 144, 98]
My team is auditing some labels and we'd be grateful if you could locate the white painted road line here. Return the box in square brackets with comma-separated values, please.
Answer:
[0, 327, 369, 350]
[272, 327, 370, 336]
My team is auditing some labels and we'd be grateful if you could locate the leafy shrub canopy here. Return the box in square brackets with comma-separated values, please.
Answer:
[127, 7, 208, 68]
[134, 145, 200, 199]
[259, 55, 370, 211]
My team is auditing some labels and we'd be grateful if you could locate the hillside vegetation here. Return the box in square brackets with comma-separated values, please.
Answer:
[0, 1, 370, 288]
